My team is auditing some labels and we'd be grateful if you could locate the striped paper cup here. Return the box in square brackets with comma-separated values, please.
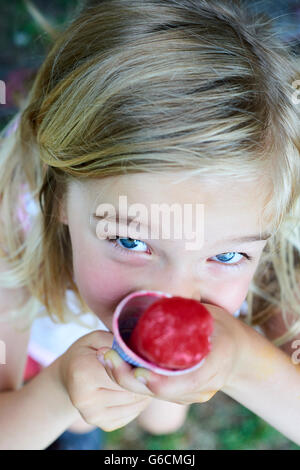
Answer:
[112, 290, 206, 376]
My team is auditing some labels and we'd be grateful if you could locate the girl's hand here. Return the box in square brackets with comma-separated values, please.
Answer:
[57, 330, 152, 432]
[100, 304, 245, 405]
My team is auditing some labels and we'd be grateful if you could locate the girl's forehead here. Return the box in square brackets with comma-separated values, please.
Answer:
[80, 172, 270, 209]
[66, 174, 272, 273]
[69, 173, 273, 236]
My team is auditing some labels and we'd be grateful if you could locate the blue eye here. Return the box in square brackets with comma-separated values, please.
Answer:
[105, 236, 252, 267]
[214, 252, 242, 263]
[106, 236, 151, 255]
[211, 252, 251, 267]
[116, 237, 148, 252]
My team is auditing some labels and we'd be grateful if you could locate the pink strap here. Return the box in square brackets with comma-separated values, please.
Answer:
[17, 183, 33, 234]
[3, 115, 36, 233]
[3, 114, 20, 138]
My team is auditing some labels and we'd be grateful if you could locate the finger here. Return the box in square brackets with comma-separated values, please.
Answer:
[84, 345, 148, 394]
[102, 349, 194, 401]
[73, 347, 126, 393]
[97, 347, 213, 402]
[132, 362, 213, 402]
[102, 350, 215, 402]
[176, 390, 218, 404]
[97, 349, 130, 386]
[106, 410, 150, 432]
[103, 396, 152, 427]
[107, 395, 152, 411]
[196, 390, 218, 402]
[93, 396, 152, 432]
[95, 388, 150, 407]
[78, 330, 114, 350]
[103, 349, 155, 397]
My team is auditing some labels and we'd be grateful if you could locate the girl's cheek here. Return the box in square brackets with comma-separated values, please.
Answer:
[74, 251, 252, 318]
[212, 275, 252, 315]
[70, 226, 255, 321]
[73, 250, 134, 313]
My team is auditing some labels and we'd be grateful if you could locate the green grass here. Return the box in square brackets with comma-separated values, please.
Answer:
[103, 394, 300, 450]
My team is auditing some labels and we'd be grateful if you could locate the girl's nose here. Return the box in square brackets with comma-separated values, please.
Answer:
[144, 283, 201, 302]
[140, 265, 205, 302]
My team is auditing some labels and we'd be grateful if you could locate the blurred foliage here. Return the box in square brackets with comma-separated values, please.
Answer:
[103, 393, 300, 450]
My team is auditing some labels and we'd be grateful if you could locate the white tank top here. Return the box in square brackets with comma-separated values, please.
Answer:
[27, 291, 108, 367]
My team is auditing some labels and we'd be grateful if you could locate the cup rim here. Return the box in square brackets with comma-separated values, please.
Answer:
[112, 289, 206, 376]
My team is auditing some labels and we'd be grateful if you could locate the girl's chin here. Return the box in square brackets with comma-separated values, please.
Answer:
[94, 311, 113, 332]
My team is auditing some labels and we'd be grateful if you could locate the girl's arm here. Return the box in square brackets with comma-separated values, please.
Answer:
[0, 216, 151, 448]
[253, 306, 300, 357]
[0, 257, 33, 392]
[137, 308, 300, 437]
[0, 256, 79, 449]
[222, 317, 300, 445]
[101, 304, 300, 445]
[0, 359, 79, 449]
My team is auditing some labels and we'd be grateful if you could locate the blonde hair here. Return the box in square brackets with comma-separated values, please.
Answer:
[0, 0, 300, 345]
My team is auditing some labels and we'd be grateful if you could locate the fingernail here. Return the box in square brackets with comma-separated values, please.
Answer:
[97, 353, 106, 366]
[136, 375, 147, 384]
[104, 350, 122, 368]
[134, 368, 150, 385]
[105, 358, 113, 369]
[96, 347, 111, 366]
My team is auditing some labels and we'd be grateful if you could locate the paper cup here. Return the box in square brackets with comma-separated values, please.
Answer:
[112, 290, 206, 376]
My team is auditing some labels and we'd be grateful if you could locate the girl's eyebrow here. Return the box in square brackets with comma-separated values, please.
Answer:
[93, 213, 271, 243]
[217, 232, 272, 245]
[93, 212, 149, 226]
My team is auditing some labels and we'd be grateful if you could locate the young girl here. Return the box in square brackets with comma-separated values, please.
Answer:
[1, 0, 300, 449]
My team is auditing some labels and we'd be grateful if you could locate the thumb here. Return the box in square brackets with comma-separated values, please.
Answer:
[78, 330, 114, 350]
[96, 346, 116, 368]
[96, 346, 112, 357]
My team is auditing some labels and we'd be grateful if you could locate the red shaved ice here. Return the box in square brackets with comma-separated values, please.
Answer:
[128, 296, 214, 370]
